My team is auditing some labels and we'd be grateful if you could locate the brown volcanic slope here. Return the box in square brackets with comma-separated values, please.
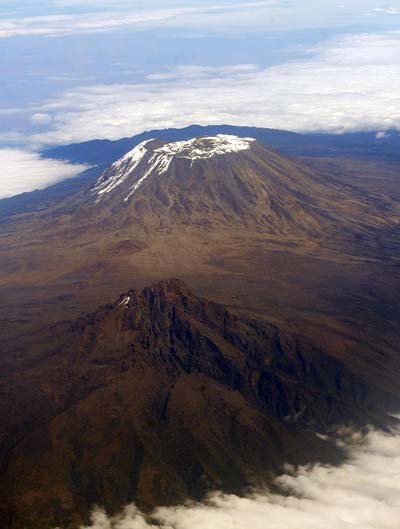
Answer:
[0, 135, 399, 386]
[0, 134, 400, 527]
[0, 279, 392, 529]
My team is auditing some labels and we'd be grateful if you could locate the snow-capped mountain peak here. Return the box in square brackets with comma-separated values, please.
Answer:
[154, 134, 255, 161]
[93, 139, 154, 198]
[92, 134, 255, 202]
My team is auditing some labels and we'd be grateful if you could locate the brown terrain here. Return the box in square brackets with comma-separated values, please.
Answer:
[0, 135, 399, 528]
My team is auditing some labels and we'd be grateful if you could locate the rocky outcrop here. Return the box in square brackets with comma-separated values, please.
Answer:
[0, 280, 389, 529]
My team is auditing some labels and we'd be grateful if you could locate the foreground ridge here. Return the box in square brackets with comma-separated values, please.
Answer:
[0, 279, 391, 529]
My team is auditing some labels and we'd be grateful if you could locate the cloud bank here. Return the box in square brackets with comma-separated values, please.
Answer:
[1, 1, 395, 40]
[0, 149, 88, 199]
[0, 2, 279, 39]
[23, 31, 400, 146]
[81, 427, 400, 529]
[373, 7, 400, 15]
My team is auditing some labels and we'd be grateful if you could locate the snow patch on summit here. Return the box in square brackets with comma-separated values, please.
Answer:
[94, 135, 255, 202]
[123, 135, 255, 201]
[119, 295, 131, 307]
[155, 134, 255, 163]
[93, 139, 153, 199]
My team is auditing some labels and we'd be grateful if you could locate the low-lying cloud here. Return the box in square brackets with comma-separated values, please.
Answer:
[373, 7, 400, 15]
[2, 1, 394, 40]
[0, 2, 279, 39]
[81, 427, 400, 529]
[25, 31, 400, 146]
[0, 149, 88, 199]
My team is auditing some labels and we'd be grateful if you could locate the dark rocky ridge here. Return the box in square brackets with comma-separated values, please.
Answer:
[0, 279, 392, 529]
[1, 134, 400, 529]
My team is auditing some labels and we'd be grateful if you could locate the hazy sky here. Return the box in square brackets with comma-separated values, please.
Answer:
[1, 0, 400, 196]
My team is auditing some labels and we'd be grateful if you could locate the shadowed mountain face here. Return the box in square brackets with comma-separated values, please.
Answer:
[0, 279, 391, 529]
[0, 135, 400, 527]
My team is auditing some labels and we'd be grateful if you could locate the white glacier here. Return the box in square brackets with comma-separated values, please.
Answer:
[93, 135, 255, 202]
[93, 139, 154, 198]
[124, 135, 255, 200]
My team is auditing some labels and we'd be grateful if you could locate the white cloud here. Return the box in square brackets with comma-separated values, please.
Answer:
[376, 130, 389, 139]
[373, 7, 400, 15]
[1, 1, 394, 39]
[30, 112, 52, 125]
[0, 2, 280, 39]
[146, 64, 259, 81]
[80, 427, 400, 529]
[0, 149, 88, 199]
[26, 31, 400, 146]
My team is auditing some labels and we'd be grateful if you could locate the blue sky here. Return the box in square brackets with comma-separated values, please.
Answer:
[1, 1, 400, 196]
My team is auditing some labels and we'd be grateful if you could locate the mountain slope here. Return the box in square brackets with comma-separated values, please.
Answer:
[0, 135, 399, 397]
[92, 134, 396, 237]
[3, 124, 400, 221]
[0, 279, 390, 529]
[89, 134, 327, 235]
[3, 134, 394, 245]
[1, 133, 400, 527]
